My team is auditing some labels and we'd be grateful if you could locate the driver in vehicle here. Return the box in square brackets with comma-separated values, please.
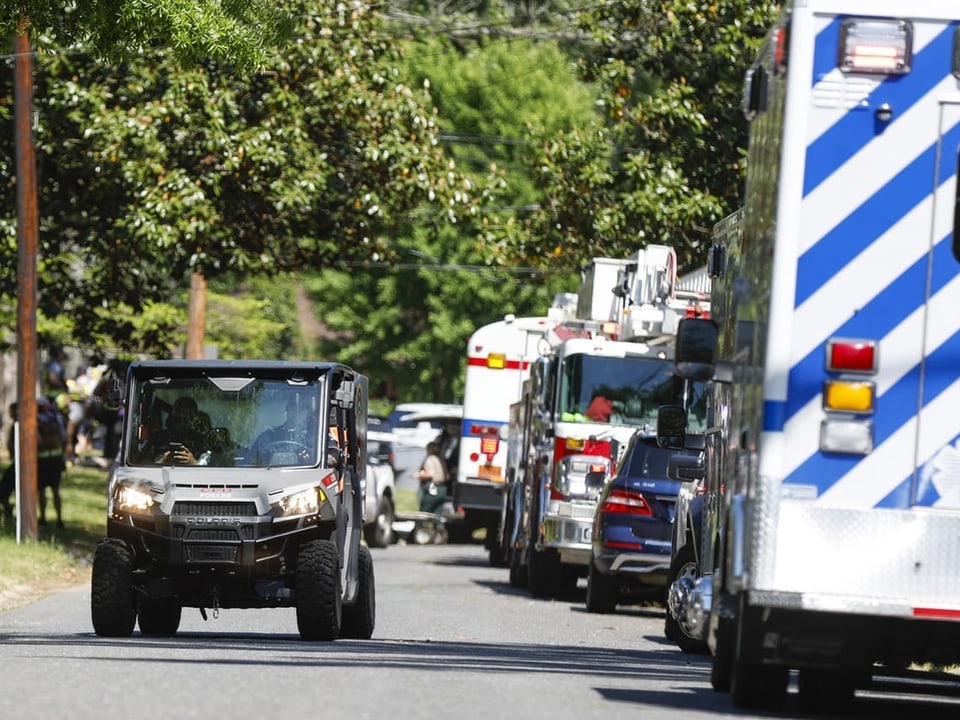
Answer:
[248, 396, 316, 466]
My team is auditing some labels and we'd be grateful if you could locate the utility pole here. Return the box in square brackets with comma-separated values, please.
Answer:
[14, 23, 39, 541]
[185, 269, 207, 359]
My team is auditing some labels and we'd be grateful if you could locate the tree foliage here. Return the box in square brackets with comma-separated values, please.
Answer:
[0, 0, 491, 353]
[479, 0, 780, 273]
[304, 34, 591, 403]
[0, 0, 785, 401]
[0, 0, 291, 74]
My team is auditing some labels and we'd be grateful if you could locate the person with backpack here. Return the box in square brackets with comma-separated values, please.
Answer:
[36, 396, 66, 528]
[0, 402, 16, 521]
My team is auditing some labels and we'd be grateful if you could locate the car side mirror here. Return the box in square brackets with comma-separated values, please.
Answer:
[667, 453, 705, 482]
[105, 377, 124, 408]
[675, 317, 719, 381]
[656, 405, 687, 450]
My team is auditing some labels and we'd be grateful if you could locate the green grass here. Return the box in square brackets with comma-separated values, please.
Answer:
[395, 487, 418, 513]
[0, 462, 109, 600]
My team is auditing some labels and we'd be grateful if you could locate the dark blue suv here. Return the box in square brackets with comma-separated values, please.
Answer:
[586, 431, 704, 614]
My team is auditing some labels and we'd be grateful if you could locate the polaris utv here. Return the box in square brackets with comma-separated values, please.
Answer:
[90, 360, 375, 641]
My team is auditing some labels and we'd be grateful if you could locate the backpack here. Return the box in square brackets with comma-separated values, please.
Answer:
[37, 407, 64, 453]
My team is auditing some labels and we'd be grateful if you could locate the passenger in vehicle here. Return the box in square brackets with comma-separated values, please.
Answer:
[151, 397, 211, 465]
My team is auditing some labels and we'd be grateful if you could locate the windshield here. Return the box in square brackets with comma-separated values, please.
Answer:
[126, 374, 325, 468]
[557, 354, 708, 433]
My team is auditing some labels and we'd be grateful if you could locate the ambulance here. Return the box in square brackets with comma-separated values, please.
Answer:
[670, 1, 960, 711]
[456, 310, 566, 558]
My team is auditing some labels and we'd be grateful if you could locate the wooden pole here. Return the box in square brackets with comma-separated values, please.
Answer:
[14, 25, 39, 540]
[185, 270, 207, 359]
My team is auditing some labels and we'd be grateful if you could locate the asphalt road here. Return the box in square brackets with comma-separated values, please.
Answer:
[2, 542, 960, 720]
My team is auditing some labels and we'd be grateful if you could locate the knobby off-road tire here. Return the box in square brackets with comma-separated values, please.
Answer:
[340, 545, 376, 639]
[138, 599, 183, 636]
[363, 496, 395, 549]
[585, 559, 618, 614]
[664, 542, 709, 654]
[91, 539, 137, 637]
[296, 539, 342, 641]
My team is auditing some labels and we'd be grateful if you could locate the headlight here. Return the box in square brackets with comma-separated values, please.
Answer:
[273, 486, 324, 517]
[113, 484, 158, 516]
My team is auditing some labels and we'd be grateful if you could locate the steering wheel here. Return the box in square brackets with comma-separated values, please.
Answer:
[262, 440, 310, 457]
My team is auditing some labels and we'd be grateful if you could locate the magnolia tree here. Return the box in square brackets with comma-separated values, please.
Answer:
[0, 0, 493, 353]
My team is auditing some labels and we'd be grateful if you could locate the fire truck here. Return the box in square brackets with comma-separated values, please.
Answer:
[667, 1, 960, 711]
[501, 247, 710, 599]
[454, 307, 567, 560]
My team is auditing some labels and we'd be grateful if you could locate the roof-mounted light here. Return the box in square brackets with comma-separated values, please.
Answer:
[839, 18, 913, 75]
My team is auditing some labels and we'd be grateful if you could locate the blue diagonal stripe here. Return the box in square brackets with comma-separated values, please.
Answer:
[783, 326, 960, 503]
[812, 18, 842, 84]
[785, 234, 954, 423]
[804, 23, 957, 197]
[796, 117, 960, 307]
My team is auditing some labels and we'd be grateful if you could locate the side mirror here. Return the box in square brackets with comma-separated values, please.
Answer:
[498, 424, 510, 442]
[656, 405, 687, 450]
[675, 317, 719, 381]
[105, 377, 124, 408]
[667, 453, 705, 482]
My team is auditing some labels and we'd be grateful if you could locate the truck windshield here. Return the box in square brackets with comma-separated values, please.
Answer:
[557, 354, 708, 433]
[126, 374, 325, 468]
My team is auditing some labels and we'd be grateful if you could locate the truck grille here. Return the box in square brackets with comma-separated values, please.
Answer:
[188, 530, 239, 542]
[185, 545, 238, 563]
[172, 501, 258, 517]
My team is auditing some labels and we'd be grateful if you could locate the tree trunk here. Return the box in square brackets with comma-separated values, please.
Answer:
[185, 270, 207, 359]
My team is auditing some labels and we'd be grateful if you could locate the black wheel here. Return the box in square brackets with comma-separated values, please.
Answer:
[664, 543, 709, 654]
[528, 545, 561, 599]
[487, 534, 506, 568]
[508, 545, 528, 589]
[341, 545, 376, 639]
[91, 538, 137, 637]
[797, 668, 857, 713]
[585, 559, 618, 614]
[138, 599, 182, 636]
[363, 495, 395, 549]
[710, 614, 735, 692]
[729, 611, 789, 710]
[296, 539, 341, 641]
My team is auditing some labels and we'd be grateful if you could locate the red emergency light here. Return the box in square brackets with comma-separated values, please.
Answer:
[470, 423, 499, 436]
[826, 339, 877, 374]
[479, 436, 499, 455]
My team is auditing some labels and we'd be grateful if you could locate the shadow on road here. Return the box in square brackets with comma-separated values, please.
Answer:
[3, 630, 960, 717]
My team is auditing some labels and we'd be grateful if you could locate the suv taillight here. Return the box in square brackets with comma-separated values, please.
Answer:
[601, 488, 652, 516]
